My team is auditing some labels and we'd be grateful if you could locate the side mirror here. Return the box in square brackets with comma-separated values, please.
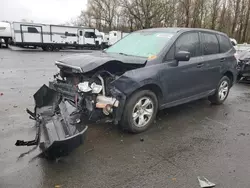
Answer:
[175, 51, 190, 61]
[231, 41, 236, 46]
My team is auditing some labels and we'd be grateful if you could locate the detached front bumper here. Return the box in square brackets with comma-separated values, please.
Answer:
[15, 85, 88, 159]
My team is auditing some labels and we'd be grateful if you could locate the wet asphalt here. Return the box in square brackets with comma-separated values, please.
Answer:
[0, 48, 250, 188]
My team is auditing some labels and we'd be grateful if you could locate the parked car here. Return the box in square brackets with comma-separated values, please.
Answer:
[236, 50, 250, 82]
[16, 28, 238, 158]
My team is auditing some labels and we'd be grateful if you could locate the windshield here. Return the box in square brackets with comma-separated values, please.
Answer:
[106, 32, 174, 58]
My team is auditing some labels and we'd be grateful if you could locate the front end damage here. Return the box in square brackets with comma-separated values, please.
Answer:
[15, 60, 140, 159]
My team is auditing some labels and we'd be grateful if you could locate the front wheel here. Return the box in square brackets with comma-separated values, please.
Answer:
[208, 76, 231, 105]
[120, 90, 158, 133]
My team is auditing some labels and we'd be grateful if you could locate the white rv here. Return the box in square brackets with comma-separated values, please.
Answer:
[0, 21, 12, 47]
[108, 31, 129, 46]
[10, 22, 102, 51]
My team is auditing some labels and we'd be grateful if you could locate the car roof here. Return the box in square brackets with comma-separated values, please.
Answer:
[136, 27, 227, 36]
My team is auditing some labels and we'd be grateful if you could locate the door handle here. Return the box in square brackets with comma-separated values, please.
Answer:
[220, 58, 226, 62]
[197, 63, 204, 68]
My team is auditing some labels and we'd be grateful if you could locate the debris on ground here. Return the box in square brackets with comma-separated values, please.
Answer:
[238, 133, 246, 136]
[140, 138, 144, 142]
[0, 93, 3, 96]
[197, 176, 216, 188]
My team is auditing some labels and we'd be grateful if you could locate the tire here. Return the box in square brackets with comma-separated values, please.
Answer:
[208, 76, 231, 105]
[237, 74, 242, 82]
[120, 90, 158, 133]
[45, 45, 53, 51]
[54, 46, 60, 51]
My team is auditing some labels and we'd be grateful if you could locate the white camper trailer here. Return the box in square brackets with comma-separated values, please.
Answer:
[0, 21, 12, 47]
[108, 31, 129, 46]
[10, 22, 102, 51]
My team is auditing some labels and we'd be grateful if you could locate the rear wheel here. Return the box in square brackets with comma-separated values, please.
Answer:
[120, 90, 158, 133]
[54, 46, 60, 51]
[208, 76, 231, 105]
[45, 45, 53, 52]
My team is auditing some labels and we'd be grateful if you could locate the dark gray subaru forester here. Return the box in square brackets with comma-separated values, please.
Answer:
[17, 28, 237, 158]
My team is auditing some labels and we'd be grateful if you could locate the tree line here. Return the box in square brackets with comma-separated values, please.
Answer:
[71, 0, 250, 43]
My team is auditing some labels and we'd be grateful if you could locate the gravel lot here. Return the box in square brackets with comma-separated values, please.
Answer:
[0, 48, 250, 188]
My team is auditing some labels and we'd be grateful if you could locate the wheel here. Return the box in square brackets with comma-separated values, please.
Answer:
[208, 76, 231, 105]
[45, 45, 53, 51]
[4, 39, 8, 48]
[237, 74, 242, 82]
[120, 90, 158, 133]
[54, 46, 60, 51]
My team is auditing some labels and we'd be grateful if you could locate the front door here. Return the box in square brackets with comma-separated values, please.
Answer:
[78, 30, 84, 45]
[21, 25, 42, 43]
[162, 32, 205, 103]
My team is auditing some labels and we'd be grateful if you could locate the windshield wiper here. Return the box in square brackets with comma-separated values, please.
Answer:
[118, 52, 130, 56]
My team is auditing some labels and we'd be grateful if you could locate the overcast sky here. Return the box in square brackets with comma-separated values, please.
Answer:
[1, 0, 88, 24]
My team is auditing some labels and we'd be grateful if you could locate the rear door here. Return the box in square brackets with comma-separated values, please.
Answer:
[199, 32, 222, 90]
[21, 25, 42, 43]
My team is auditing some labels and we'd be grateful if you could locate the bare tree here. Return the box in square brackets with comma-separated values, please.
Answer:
[71, 0, 250, 42]
[88, 0, 119, 31]
[231, 0, 241, 36]
[210, 0, 221, 29]
[242, 0, 250, 42]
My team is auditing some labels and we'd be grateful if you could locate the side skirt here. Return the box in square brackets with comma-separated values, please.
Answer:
[159, 89, 216, 110]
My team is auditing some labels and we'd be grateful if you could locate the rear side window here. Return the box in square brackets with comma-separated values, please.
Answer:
[175, 32, 201, 57]
[217, 35, 232, 53]
[201, 33, 219, 55]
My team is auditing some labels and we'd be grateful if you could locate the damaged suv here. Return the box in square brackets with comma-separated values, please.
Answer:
[16, 28, 237, 158]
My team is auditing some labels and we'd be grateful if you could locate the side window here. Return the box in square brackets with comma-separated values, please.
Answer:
[201, 33, 219, 55]
[175, 32, 201, 57]
[217, 34, 232, 53]
[84, 32, 97, 38]
[65, 32, 76, 37]
[28, 27, 39, 33]
[79, 31, 83, 36]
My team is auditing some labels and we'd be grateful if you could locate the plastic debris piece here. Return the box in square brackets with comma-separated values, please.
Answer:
[197, 176, 216, 188]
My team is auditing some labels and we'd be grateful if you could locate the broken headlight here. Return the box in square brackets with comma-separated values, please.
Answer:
[78, 82, 102, 94]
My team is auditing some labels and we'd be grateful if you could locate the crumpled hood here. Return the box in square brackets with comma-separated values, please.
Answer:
[56, 51, 147, 72]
